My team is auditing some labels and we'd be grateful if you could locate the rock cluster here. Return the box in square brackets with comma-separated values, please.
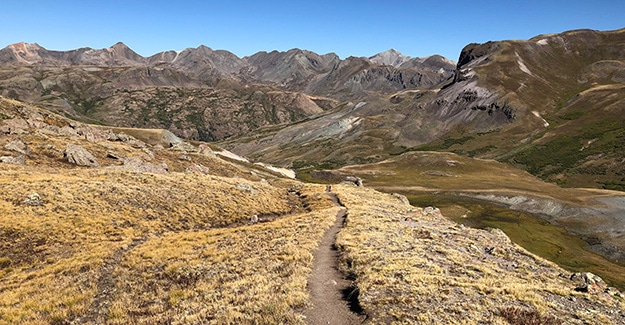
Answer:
[4, 138, 30, 155]
[0, 155, 25, 165]
[571, 272, 625, 298]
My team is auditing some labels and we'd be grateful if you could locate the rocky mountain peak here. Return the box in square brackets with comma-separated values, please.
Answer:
[3, 42, 45, 64]
[369, 49, 411, 67]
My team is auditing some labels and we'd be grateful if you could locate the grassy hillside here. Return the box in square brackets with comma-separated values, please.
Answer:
[1, 97, 624, 324]
[424, 29, 625, 190]
[335, 185, 625, 324]
[313, 151, 625, 289]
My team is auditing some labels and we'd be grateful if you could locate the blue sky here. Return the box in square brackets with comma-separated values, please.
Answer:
[2, 0, 624, 61]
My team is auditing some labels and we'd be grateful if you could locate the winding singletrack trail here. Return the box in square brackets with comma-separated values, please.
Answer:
[303, 186, 364, 325]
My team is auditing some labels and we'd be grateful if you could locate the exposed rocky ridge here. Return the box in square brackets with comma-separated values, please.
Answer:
[0, 96, 294, 179]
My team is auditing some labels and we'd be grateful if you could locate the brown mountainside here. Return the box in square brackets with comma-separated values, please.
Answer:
[223, 28, 625, 191]
[0, 42, 453, 143]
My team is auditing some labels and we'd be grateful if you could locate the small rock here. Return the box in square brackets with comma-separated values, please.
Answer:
[58, 126, 80, 137]
[170, 142, 198, 152]
[392, 193, 411, 205]
[345, 176, 363, 187]
[22, 193, 43, 206]
[423, 206, 437, 215]
[106, 151, 124, 160]
[0, 155, 25, 165]
[142, 148, 155, 160]
[64, 144, 99, 167]
[178, 154, 191, 161]
[236, 183, 257, 194]
[485, 246, 497, 254]
[116, 132, 134, 142]
[606, 287, 624, 298]
[250, 215, 259, 224]
[115, 132, 146, 148]
[78, 127, 109, 143]
[185, 164, 210, 175]
[4, 138, 31, 155]
[198, 144, 214, 155]
[571, 272, 608, 294]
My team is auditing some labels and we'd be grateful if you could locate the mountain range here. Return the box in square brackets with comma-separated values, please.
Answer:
[0, 42, 454, 141]
[2, 27, 625, 324]
[2, 28, 625, 191]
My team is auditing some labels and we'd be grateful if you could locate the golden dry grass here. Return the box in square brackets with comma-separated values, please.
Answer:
[2, 97, 624, 324]
[0, 96, 346, 324]
[0, 162, 337, 324]
[333, 184, 625, 324]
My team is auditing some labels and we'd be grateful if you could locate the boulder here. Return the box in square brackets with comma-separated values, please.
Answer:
[0, 155, 25, 165]
[64, 144, 100, 167]
[571, 272, 608, 294]
[4, 138, 30, 155]
[22, 193, 43, 206]
[0, 118, 29, 134]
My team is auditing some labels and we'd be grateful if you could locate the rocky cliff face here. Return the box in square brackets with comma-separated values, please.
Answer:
[424, 28, 625, 189]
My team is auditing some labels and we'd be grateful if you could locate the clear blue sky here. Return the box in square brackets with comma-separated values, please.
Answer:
[2, 0, 624, 61]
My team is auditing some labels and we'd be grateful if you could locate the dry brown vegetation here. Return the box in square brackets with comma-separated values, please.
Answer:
[334, 184, 625, 324]
[0, 162, 339, 324]
[1, 97, 624, 324]
[0, 97, 341, 324]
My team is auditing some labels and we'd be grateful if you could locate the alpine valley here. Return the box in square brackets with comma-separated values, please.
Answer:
[1, 27, 625, 324]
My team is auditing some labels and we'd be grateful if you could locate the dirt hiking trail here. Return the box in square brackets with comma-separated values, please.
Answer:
[303, 186, 365, 324]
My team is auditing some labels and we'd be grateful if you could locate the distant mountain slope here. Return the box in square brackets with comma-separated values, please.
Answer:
[223, 28, 625, 190]
[0, 42, 453, 141]
[416, 28, 625, 189]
